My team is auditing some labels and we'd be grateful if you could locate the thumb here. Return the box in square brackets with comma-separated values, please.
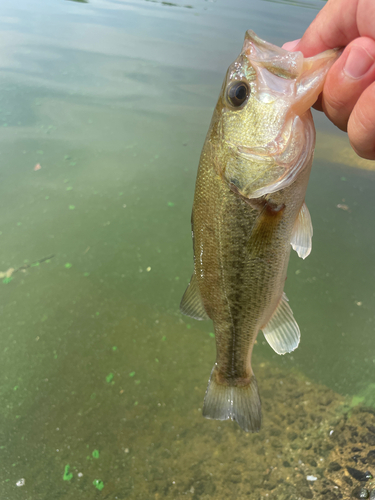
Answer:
[282, 39, 301, 51]
[320, 37, 375, 134]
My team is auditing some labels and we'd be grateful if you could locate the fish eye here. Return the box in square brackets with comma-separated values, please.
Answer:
[226, 81, 250, 108]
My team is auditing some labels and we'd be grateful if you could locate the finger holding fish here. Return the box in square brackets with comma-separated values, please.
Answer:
[282, 0, 375, 159]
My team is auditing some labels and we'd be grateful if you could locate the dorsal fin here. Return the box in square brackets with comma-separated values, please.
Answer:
[291, 202, 313, 259]
[262, 292, 300, 355]
[180, 273, 210, 321]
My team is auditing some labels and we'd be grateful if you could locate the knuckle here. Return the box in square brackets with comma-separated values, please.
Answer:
[348, 103, 375, 160]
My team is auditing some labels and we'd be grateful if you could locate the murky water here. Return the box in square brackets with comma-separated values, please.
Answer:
[1, 0, 375, 498]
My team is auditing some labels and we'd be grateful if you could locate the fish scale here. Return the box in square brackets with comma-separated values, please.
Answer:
[180, 31, 340, 432]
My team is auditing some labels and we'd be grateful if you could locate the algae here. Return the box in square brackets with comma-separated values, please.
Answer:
[63, 465, 73, 481]
[92, 479, 104, 490]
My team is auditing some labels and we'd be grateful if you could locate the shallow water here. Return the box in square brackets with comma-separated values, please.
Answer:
[1, 0, 375, 498]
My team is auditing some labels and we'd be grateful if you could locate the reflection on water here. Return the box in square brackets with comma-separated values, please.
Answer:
[0, 0, 374, 498]
[145, 0, 194, 8]
[264, 0, 319, 9]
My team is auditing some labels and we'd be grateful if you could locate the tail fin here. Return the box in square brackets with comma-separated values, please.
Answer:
[202, 367, 262, 432]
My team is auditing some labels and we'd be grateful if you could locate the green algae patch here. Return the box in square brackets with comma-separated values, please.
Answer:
[92, 449, 100, 459]
[351, 383, 375, 408]
[106, 373, 114, 383]
[64, 263, 72, 269]
[2, 277, 13, 284]
[63, 464, 73, 481]
[93, 479, 104, 491]
[167, 201, 175, 207]
[350, 395, 365, 407]
[209, 332, 215, 338]
[112, 346, 117, 351]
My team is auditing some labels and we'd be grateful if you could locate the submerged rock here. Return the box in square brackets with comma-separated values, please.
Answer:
[328, 461, 342, 472]
[368, 450, 375, 465]
[351, 485, 369, 498]
[347, 466, 372, 481]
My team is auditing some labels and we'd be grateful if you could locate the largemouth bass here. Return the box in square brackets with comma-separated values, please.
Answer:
[180, 31, 340, 432]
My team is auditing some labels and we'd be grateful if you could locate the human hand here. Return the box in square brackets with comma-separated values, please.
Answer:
[283, 0, 375, 160]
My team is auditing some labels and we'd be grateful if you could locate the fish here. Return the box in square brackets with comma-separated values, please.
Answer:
[180, 31, 340, 432]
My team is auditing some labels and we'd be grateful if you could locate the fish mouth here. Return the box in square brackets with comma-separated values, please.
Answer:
[242, 30, 341, 112]
[243, 30, 304, 80]
[224, 112, 315, 199]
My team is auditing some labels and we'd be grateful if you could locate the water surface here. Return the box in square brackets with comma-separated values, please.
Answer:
[1, 0, 375, 498]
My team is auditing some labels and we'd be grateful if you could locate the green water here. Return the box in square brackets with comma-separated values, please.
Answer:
[0, 0, 374, 498]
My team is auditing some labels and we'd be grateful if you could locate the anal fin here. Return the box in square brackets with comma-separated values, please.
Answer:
[262, 292, 300, 355]
[180, 272, 210, 321]
[291, 202, 313, 259]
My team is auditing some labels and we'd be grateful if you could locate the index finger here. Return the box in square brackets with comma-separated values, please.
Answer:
[288, 0, 363, 57]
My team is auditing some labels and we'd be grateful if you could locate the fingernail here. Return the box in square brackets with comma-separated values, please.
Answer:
[282, 39, 301, 51]
[344, 45, 375, 79]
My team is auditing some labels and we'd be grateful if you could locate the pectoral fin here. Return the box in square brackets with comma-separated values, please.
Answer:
[180, 273, 210, 321]
[248, 200, 285, 254]
[262, 292, 300, 354]
[291, 202, 313, 259]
